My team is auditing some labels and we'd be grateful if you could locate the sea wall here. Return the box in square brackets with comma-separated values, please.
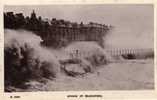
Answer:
[4, 11, 112, 48]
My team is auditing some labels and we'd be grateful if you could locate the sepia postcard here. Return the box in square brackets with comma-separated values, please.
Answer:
[0, 0, 157, 100]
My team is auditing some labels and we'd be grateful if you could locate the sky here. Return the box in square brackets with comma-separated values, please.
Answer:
[4, 4, 154, 49]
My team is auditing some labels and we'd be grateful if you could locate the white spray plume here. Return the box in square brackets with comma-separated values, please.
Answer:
[5, 29, 59, 63]
[4, 29, 60, 79]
